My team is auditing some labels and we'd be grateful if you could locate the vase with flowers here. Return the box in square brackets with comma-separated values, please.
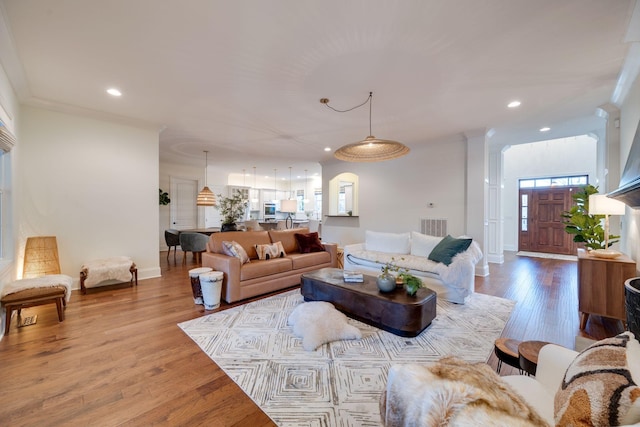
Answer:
[377, 257, 403, 293]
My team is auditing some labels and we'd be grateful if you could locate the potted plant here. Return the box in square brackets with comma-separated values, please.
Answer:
[216, 189, 248, 232]
[561, 184, 619, 250]
[377, 257, 403, 292]
[159, 188, 170, 205]
[398, 272, 423, 296]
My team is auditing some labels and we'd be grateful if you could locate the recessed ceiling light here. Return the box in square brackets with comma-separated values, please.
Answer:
[106, 88, 122, 97]
[539, 127, 551, 132]
[507, 100, 521, 108]
[324, 147, 331, 152]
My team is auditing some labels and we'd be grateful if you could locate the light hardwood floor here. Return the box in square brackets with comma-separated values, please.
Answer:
[0, 251, 622, 426]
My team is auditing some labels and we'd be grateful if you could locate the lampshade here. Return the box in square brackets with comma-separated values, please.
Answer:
[588, 195, 626, 215]
[334, 136, 410, 162]
[23, 236, 61, 279]
[196, 186, 216, 206]
[197, 150, 216, 206]
[323, 92, 409, 162]
[588, 194, 626, 259]
[280, 199, 297, 214]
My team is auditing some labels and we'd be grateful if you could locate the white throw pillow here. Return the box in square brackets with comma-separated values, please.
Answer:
[410, 231, 443, 257]
[365, 230, 411, 254]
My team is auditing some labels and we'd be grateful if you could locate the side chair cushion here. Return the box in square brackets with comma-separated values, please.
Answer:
[255, 241, 286, 260]
[294, 232, 325, 254]
[221, 240, 251, 264]
[555, 331, 640, 427]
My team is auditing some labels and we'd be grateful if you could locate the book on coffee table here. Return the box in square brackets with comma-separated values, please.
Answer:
[343, 270, 364, 283]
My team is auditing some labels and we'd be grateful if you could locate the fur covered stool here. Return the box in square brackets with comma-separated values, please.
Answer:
[80, 256, 137, 294]
[1, 274, 73, 334]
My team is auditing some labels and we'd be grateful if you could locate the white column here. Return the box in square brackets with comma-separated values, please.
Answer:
[464, 129, 490, 276]
[486, 144, 505, 264]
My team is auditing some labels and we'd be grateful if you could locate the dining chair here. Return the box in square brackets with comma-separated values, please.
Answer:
[164, 229, 181, 262]
[179, 232, 209, 265]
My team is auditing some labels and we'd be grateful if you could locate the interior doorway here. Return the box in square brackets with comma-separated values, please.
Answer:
[517, 176, 587, 255]
[170, 177, 198, 229]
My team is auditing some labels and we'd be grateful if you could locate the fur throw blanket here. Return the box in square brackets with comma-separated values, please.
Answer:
[380, 357, 549, 427]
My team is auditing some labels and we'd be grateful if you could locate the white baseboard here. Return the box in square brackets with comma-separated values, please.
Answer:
[487, 253, 505, 264]
[475, 263, 490, 277]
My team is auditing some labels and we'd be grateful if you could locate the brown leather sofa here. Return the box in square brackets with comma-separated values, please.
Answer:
[202, 227, 337, 303]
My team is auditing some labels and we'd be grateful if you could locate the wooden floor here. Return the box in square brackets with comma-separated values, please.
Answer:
[0, 251, 623, 426]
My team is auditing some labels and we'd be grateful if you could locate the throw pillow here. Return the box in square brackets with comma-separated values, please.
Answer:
[255, 241, 286, 260]
[287, 301, 361, 351]
[410, 231, 444, 257]
[555, 331, 640, 427]
[294, 232, 325, 253]
[221, 240, 250, 264]
[427, 235, 472, 266]
[365, 230, 411, 254]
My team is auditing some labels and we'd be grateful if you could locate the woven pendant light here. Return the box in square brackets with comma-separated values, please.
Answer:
[324, 92, 409, 162]
[197, 151, 216, 206]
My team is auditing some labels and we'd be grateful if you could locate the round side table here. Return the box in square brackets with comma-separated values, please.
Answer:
[518, 340, 551, 376]
[493, 338, 522, 373]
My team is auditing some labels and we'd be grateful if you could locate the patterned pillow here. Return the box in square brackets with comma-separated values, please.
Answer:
[221, 240, 250, 264]
[255, 241, 286, 260]
[555, 331, 640, 426]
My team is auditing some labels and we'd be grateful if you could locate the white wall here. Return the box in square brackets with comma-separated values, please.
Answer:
[15, 106, 161, 286]
[502, 135, 598, 251]
[320, 137, 468, 247]
[620, 72, 640, 270]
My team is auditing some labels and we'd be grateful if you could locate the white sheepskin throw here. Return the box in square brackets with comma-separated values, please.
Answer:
[380, 357, 549, 427]
[287, 301, 362, 351]
[81, 256, 134, 287]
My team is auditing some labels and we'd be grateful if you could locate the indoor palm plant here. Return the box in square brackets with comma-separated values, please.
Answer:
[216, 189, 248, 231]
[561, 184, 619, 250]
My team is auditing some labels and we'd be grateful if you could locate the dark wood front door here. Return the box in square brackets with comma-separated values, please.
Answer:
[519, 187, 580, 255]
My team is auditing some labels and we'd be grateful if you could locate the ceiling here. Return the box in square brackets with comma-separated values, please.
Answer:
[0, 0, 638, 177]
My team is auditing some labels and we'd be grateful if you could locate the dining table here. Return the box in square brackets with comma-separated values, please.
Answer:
[177, 228, 220, 236]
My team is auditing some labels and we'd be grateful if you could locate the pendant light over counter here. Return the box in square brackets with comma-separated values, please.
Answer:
[196, 150, 216, 206]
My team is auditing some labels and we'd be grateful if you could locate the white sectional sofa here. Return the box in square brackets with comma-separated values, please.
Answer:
[343, 230, 483, 304]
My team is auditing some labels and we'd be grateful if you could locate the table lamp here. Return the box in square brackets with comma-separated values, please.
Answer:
[280, 199, 297, 229]
[588, 194, 626, 258]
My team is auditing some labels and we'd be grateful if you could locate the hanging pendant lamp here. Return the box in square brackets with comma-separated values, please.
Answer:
[323, 92, 409, 162]
[196, 150, 216, 206]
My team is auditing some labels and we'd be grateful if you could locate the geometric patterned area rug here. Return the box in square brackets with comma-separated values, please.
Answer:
[178, 289, 515, 426]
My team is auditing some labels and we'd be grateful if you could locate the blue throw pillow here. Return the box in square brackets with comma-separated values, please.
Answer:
[427, 235, 472, 266]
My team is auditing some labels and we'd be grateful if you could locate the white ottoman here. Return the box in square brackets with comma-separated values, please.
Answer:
[200, 271, 224, 310]
[188, 267, 212, 305]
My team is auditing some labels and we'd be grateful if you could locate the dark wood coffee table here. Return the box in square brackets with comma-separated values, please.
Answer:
[300, 268, 437, 337]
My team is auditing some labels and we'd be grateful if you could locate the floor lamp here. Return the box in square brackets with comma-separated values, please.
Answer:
[280, 200, 297, 229]
[588, 194, 626, 258]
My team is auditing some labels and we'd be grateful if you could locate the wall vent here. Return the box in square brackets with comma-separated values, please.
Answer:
[420, 218, 447, 237]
